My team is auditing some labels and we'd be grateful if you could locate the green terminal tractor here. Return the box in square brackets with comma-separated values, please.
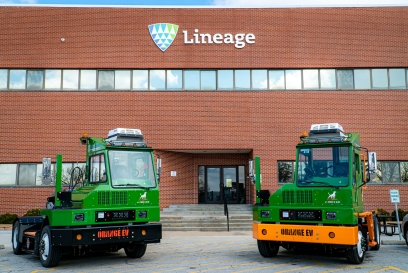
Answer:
[11, 128, 162, 267]
[252, 123, 380, 264]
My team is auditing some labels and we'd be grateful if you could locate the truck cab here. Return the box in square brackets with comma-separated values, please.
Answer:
[12, 128, 162, 268]
[253, 123, 379, 264]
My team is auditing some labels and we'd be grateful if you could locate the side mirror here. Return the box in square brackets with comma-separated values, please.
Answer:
[368, 152, 377, 171]
[156, 158, 162, 175]
[248, 160, 254, 177]
[42, 157, 52, 185]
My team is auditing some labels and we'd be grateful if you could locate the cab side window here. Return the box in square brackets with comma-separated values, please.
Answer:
[89, 154, 106, 183]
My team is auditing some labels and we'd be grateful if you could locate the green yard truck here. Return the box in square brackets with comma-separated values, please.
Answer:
[11, 128, 162, 267]
[252, 123, 380, 264]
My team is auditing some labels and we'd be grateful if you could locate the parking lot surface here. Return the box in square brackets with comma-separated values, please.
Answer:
[1, 230, 408, 273]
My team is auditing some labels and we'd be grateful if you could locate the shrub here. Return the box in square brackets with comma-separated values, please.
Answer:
[375, 208, 393, 221]
[391, 208, 407, 221]
[0, 213, 18, 224]
[23, 208, 40, 217]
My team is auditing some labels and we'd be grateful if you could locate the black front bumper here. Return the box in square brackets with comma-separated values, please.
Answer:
[50, 223, 161, 246]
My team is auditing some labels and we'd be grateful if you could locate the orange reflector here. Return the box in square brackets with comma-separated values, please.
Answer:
[141, 230, 147, 236]
[329, 232, 335, 238]
[122, 143, 126, 146]
[328, 139, 332, 142]
[81, 132, 89, 138]
[107, 143, 111, 146]
[301, 131, 308, 137]
[262, 229, 267, 235]
[76, 234, 82, 240]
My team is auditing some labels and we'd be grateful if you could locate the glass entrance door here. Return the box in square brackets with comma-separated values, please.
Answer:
[199, 166, 244, 204]
[223, 167, 237, 203]
[206, 167, 221, 203]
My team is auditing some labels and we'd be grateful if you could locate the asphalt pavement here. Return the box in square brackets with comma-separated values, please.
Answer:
[0, 229, 406, 251]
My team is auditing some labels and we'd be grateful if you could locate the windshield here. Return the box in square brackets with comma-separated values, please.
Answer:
[297, 146, 349, 187]
[108, 150, 156, 188]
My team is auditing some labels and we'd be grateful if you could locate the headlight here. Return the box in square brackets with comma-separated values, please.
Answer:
[326, 212, 336, 220]
[138, 211, 147, 218]
[261, 210, 270, 218]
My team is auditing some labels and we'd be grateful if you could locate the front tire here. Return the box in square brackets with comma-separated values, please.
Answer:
[39, 226, 61, 268]
[12, 221, 23, 255]
[124, 243, 147, 258]
[257, 240, 279, 257]
[345, 225, 367, 264]
[370, 216, 380, 250]
[405, 226, 408, 246]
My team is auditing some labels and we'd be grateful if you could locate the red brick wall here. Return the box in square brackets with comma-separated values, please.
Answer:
[1, 6, 408, 216]
[0, 7, 407, 68]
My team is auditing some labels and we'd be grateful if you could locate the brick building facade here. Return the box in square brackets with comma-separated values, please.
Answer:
[0, 5, 407, 216]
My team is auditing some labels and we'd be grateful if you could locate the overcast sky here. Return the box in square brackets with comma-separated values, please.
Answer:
[1, 0, 408, 6]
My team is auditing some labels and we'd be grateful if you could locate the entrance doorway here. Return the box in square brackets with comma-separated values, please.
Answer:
[198, 166, 246, 204]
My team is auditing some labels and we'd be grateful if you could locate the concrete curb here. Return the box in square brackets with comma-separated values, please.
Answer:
[381, 240, 406, 245]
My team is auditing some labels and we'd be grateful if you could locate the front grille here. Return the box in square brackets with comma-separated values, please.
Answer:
[282, 190, 313, 204]
[282, 190, 295, 204]
[98, 191, 110, 205]
[112, 191, 127, 205]
[296, 190, 313, 204]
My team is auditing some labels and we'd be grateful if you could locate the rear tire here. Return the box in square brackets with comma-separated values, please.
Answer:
[257, 240, 279, 257]
[12, 221, 23, 255]
[39, 226, 61, 268]
[124, 243, 147, 258]
[345, 225, 367, 264]
[370, 216, 380, 251]
[405, 226, 408, 246]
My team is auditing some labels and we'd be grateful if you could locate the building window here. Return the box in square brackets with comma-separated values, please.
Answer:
[150, 70, 165, 90]
[354, 69, 371, 89]
[201, 70, 216, 90]
[184, 70, 200, 90]
[372, 69, 388, 89]
[285, 70, 301, 89]
[389, 69, 406, 89]
[278, 161, 294, 183]
[217, 70, 233, 90]
[27, 70, 44, 90]
[269, 70, 285, 89]
[2, 68, 408, 92]
[0, 164, 17, 186]
[372, 161, 408, 183]
[0, 162, 85, 187]
[235, 70, 250, 90]
[98, 70, 114, 90]
[89, 155, 106, 183]
[251, 69, 267, 90]
[320, 69, 336, 89]
[114, 70, 131, 90]
[337, 70, 353, 89]
[9, 70, 26, 89]
[132, 70, 148, 90]
[0, 69, 8, 90]
[63, 70, 79, 90]
[303, 69, 319, 90]
[80, 70, 97, 90]
[18, 164, 37, 186]
[167, 70, 182, 90]
[44, 69, 61, 90]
